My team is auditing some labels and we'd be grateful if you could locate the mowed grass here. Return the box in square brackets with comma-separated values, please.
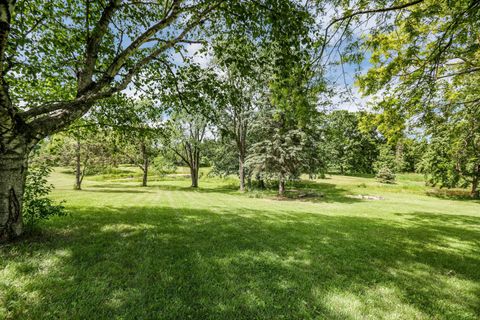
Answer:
[1, 168, 479, 319]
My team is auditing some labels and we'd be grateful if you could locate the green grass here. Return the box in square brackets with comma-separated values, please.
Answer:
[1, 169, 479, 319]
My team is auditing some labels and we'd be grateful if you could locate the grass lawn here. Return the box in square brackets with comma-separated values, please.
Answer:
[1, 169, 479, 319]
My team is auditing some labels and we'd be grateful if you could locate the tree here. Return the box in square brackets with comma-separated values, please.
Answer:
[95, 99, 166, 187]
[247, 109, 310, 195]
[49, 127, 115, 190]
[2, 0, 322, 241]
[418, 103, 480, 198]
[0, 0, 232, 240]
[211, 35, 260, 191]
[325, 111, 380, 174]
[167, 112, 209, 188]
[355, 0, 480, 197]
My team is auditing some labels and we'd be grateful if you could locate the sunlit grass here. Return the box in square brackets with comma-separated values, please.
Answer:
[1, 169, 479, 319]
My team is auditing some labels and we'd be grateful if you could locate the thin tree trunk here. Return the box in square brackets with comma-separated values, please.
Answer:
[141, 142, 148, 187]
[239, 153, 245, 191]
[255, 173, 265, 189]
[395, 140, 404, 172]
[0, 140, 28, 242]
[259, 179, 265, 189]
[142, 165, 148, 187]
[74, 138, 82, 190]
[278, 173, 286, 196]
[471, 165, 479, 199]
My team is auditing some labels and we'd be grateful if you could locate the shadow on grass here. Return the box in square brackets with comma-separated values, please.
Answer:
[327, 172, 376, 179]
[86, 180, 361, 204]
[281, 180, 362, 203]
[1, 206, 479, 319]
[425, 189, 480, 203]
[82, 188, 152, 194]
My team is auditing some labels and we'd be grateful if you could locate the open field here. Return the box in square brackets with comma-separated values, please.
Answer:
[1, 169, 479, 319]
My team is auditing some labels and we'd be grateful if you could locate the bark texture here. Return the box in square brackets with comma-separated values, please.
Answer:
[190, 166, 199, 188]
[0, 136, 28, 241]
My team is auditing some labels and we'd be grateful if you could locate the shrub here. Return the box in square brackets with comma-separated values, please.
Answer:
[23, 165, 67, 227]
[376, 167, 396, 184]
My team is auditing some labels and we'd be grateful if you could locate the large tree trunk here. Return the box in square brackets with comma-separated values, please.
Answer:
[0, 138, 28, 242]
[141, 142, 148, 187]
[239, 153, 245, 191]
[74, 138, 82, 190]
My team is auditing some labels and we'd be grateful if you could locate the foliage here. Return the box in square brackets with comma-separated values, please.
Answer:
[325, 111, 380, 174]
[354, 0, 480, 195]
[49, 130, 116, 177]
[152, 155, 177, 177]
[246, 115, 308, 183]
[23, 165, 66, 227]
[374, 145, 397, 174]
[417, 104, 480, 197]
[375, 167, 396, 184]
[208, 139, 239, 178]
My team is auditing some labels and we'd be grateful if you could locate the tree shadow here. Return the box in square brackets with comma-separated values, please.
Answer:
[82, 188, 152, 194]
[327, 172, 376, 178]
[280, 180, 363, 203]
[156, 180, 362, 204]
[1, 206, 479, 319]
[425, 189, 480, 203]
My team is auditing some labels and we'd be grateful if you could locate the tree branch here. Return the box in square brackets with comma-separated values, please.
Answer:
[79, 0, 121, 93]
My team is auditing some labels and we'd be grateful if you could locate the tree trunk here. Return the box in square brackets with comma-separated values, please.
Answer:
[239, 154, 245, 191]
[255, 173, 265, 189]
[142, 165, 148, 187]
[74, 138, 82, 190]
[0, 140, 28, 242]
[395, 140, 404, 172]
[471, 165, 479, 199]
[259, 179, 265, 189]
[278, 174, 286, 196]
[190, 166, 199, 188]
[141, 142, 148, 187]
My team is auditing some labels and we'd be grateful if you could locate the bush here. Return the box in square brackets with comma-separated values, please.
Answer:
[376, 167, 396, 184]
[23, 165, 67, 227]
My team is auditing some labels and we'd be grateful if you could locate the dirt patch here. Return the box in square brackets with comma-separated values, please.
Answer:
[348, 194, 384, 201]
